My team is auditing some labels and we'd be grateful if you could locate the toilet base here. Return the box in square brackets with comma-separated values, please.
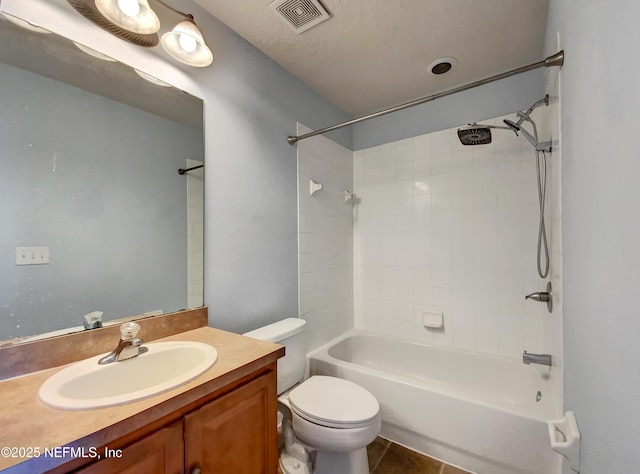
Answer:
[280, 451, 312, 474]
[314, 447, 369, 474]
[280, 447, 369, 474]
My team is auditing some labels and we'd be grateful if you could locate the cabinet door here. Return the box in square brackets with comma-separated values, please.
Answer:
[184, 372, 278, 474]
[75, 421, 184, 474]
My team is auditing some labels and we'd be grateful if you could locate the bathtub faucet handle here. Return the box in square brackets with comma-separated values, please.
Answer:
[525, 292, 550, 302]
[525, 282, 553, 313]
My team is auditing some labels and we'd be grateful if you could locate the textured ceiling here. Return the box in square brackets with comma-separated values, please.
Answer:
[196, 0, 549, 116]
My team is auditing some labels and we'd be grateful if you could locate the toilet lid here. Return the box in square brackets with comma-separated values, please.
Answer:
[288, 376, 379, 427]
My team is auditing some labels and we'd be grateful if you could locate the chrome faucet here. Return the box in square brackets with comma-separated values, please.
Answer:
[525, 281, 553, 313]
[522, 351, 552, 367]
[98, 322, 148, 365]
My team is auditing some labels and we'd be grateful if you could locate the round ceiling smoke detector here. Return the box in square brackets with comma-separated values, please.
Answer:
[428, 57, 458, 75]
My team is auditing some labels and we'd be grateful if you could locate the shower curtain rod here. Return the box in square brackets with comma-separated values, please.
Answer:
[287, 50, 564, 145]
[178, 164, 204, 175]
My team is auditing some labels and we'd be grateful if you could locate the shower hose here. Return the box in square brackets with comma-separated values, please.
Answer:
[536, 149, 550, 279]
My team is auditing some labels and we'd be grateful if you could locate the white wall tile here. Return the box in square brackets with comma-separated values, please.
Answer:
[432, 267, 451, 288]
[453, 307, 476, 350]
[450, 151, 474, 173]
[412, 194, 432, 215]
[299, 128, 354, 350]
[431, 129, 451, 157]
[433, 287, 453, 308]
[475, 329, 499, 355]
[451, 190, 474, 211]
[412, 134, 431, 160]
[431, 173, 452, 193]
[353, 111, 562, 359]
[414, 286, 432, 305]
[413, 267, 432, 286]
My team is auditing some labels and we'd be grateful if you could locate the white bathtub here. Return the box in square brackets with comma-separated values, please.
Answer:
[307, 331, 562, 474]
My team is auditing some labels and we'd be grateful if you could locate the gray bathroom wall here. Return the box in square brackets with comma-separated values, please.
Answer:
[0, 63, 202, 338]
[545, 0, 640, 472]
[352, 69, 546, 150]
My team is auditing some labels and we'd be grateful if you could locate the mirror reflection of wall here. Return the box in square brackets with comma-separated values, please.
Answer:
[0, 14, 204, 341]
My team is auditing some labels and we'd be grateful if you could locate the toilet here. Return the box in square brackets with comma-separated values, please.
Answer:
[244, 318, 380, 474]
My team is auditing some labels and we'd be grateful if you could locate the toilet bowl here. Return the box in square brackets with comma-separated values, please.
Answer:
[243, 319, 381, 474]
[282, 376, 380, 474]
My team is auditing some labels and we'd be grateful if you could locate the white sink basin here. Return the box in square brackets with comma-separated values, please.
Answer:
[38, 341, 218, 410]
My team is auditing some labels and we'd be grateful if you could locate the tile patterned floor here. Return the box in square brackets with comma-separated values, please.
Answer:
[278, 437, 471, 473]
[367, 437, 471, 474]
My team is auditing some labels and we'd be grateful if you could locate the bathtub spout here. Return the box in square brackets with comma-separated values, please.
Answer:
[523, 351, 552, 366]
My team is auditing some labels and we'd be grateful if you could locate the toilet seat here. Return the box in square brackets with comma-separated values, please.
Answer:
[291, 407, 381, 453]
[288, 376, 379, 429]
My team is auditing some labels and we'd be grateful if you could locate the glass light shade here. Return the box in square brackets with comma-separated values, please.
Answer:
[95, 0, 160, 35]
[161, 20, 213, 68]
[117, 0, 140, 17]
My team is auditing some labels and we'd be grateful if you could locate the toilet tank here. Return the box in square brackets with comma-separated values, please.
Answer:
[243, 318, 307, 394]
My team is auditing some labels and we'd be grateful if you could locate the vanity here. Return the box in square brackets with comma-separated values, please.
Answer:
[0, 308, 284, 474]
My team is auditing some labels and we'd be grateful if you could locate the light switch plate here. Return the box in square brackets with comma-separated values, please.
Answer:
[16, 246, 50, 265]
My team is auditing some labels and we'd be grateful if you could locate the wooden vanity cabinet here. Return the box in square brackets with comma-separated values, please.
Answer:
[74, 422, 184, 474]
[73, 370, 278, 474]
[184, 371, 278, 473]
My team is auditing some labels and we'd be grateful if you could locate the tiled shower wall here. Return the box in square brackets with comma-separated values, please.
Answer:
[353, 112, 561, 360]
[297, 124, 354, 351]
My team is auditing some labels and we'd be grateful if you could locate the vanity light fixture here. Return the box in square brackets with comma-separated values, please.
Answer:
[67, 0, 213, 67]
[160, 16, 213, 68]
[95, 0, 160, 35]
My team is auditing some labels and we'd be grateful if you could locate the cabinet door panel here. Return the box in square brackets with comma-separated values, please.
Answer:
[184, 372, 278, 474]
[75, 421, 183, 474]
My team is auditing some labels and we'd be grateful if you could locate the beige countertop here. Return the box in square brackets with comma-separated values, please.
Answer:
[0, 326, 284, 473]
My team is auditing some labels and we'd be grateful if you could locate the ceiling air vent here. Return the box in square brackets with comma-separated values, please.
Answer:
[269, 0, 331, 34]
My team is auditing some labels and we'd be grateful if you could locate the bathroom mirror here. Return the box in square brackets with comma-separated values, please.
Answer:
[0, 13, 205, 343]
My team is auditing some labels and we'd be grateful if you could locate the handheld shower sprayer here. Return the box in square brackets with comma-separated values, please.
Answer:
[503, 95, 552, 278]
[503, 95, 549, 131]
[503, 95, 551, 152]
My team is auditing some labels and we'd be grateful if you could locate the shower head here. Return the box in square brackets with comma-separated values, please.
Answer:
[457, 125, 492, 146]
[459, 94, 552, 151]
[457, 122, 516, 145]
